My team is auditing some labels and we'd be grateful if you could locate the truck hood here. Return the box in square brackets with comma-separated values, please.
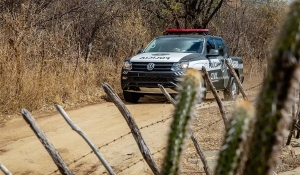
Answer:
[129, 52, 199, 62]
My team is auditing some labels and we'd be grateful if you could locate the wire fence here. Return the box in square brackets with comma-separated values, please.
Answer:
[108, 112, 228, 174]
[46, 82, 262, 175]
[48, 95, 234, 174]
[106, 83, 263, 174]
[244, 83, 262, 91]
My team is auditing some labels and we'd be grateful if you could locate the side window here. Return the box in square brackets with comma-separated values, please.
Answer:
[206, 39, 215, 53]
[215, 39, 225, 56]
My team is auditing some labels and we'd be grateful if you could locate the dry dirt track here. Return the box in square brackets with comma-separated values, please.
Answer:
[0, 98, 177, 175]
[1, 83, 299, 175]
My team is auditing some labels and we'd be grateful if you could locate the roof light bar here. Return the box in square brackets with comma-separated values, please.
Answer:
[164, 28, 209, 35]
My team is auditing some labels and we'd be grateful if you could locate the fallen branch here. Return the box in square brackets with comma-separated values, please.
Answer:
[55, 105, 116, 175]
[102, 82, 160, 175]
[21, 109, 74, 175]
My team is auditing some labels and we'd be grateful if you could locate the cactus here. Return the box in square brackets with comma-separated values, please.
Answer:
[162, 1, 300, 175]
[241, 1, 300, 174]
[161, 68, 204, 175]
[215, 100, 253, 175]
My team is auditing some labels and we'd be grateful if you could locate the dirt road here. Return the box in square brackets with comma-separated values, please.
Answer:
[1, 83, 300, 175]
[1, 98, 176, 175]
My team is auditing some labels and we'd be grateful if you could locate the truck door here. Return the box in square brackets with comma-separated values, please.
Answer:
[215, 39, 229, 89]
[206, 38, 223, 89]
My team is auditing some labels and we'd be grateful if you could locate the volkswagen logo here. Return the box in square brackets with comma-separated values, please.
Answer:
[147, 63, 155, 71]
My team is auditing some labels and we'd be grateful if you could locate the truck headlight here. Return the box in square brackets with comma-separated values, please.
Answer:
[180, 62, 189, 69]
[171, 62, 189, 71]
[123, 61, 132, 70]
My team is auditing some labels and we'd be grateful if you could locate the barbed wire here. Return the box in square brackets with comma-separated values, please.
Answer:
[181, 171, 205, 174]
[49, 83, 262, 174]
[197, 101, 216, 109]
[111, 116, 226, 174]
[111, 83, 262, 173]
[244, 83, 262, 91]
[48, 117, 172, 175]
[115, 147, 167, 174]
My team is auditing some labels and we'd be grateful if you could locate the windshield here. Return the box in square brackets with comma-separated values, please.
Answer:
[144, 37, 204, 53]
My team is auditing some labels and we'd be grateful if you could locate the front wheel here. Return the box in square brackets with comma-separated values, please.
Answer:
[123, 91, 140, 103]
[224, 79, 239, 101]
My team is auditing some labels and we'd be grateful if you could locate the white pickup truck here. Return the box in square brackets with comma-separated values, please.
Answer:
[121, 29, 244, 103]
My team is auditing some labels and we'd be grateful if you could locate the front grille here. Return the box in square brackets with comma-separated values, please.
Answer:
[132, 62, 174, 71]
[133, 77, 172, 82]
[136, 83, 175, 88]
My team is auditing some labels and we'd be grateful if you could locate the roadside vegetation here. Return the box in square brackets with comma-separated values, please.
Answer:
[0, 0, 288, 115]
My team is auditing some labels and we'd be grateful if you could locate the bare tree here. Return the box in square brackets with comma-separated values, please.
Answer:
[142, 0, 225, 28]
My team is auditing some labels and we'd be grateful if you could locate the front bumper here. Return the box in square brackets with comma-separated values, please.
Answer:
[121, 70, 185, 94]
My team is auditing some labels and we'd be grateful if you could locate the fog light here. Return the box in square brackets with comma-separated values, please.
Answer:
[122, 76, 128, 80]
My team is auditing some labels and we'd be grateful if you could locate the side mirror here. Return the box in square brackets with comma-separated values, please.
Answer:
[137, 49, 144, 54]
[207, 49, 219, 57]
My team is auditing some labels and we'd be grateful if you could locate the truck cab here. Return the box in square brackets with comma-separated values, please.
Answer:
[121, 29, 244, 103]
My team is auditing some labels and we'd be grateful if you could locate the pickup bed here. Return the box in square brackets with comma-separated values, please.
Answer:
[121, 29, 244, 103]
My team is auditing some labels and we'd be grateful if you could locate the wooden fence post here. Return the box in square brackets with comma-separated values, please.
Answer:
[202, 67, 228, 128]
[158, 84, 176, 106]
[102, 83, 161, 175]
[21, 109, 74, 175]
[190, 133, 212, 175]
[55, 105, 116, 175]
[0, 162, 12, 175]
[225, 59, 248, 100]
[158, 83, 212, 175]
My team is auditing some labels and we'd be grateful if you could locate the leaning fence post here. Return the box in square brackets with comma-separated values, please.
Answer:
[158, 84, 212, 175]
[225, 59, 248, 100]
[55, 105, 116, 175]
[190, 133, 212, 175]
[0, 161, 12, 175]
[102, 82, 160, 175]
[158, 84, 176, 106]
[161, 69, 204, 175]
[158, 85, 176, 107]
[21, 109, 74, 175]
[202, 66, 228, 128]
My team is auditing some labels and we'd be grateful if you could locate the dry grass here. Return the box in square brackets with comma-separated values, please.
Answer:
[0, 3, 145, 116]
[0, 55, 121, 114]
[0, 0, 285, 118]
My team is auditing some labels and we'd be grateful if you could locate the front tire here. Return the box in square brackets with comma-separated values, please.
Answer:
[123, 91, 140, 103]
[224, 79, 239, 101]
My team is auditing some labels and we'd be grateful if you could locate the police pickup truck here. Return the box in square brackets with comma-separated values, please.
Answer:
[121, 29, 244, 103]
